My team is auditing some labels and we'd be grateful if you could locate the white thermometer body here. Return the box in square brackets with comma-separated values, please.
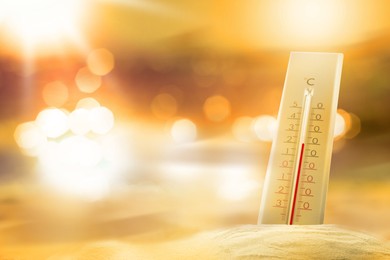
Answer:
[258, 52, 343, 225]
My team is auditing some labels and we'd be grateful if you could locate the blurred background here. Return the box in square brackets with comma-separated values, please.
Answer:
[0, 0, 389, 257]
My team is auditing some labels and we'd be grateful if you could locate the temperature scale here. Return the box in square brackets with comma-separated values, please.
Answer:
[258, 52, 343, 225]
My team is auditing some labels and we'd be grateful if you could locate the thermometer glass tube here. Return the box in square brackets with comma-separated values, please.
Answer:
[258, 52, 343, 225]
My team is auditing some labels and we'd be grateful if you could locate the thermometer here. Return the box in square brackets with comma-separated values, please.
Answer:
[258, 52, 343, 225]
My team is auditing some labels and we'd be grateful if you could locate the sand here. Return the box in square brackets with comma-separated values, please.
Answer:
[47, 225, 390, 260]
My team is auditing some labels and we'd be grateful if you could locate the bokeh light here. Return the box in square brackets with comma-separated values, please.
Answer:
[88, 106, 115, 134]
[35, 108, 69, 138]
[69, 108, 91, 135]
[75, 67, 102, 93]
[159, 85, 184, 105]
[334, 109, 361, 140]
[0, 0, 85, 52]
[170, 118, 197, 143]
[151, 93, 178, 120]
[59, 136, 103, 167]
[232, 116, 257, 142]
[87, 48, 115, 76]
[76, 97, 101, 110]
[42, 81, 68, 107]
[37, 137, 111, 201]
[203, 95, 231, 122]
[161, 163, 203, 183]
[253, 115, 277, 142]
[217, 165, 259, 201]
[334, 111, 347, 139]
[14, 122, 47, 155]
[13, 100, 124, 201]
[344, 112, 361, 139]
[100, 131, 133, 172]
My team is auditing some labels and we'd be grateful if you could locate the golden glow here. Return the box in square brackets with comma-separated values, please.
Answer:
[267, 0, 342, 47]
[334, 112, 346, 139]
[217, 165, 258, 201]
[232, 116, 257, 142]
[223, 67, 247, 86]
[335, 109, 361, 140]
[42, 81, 68, 107]
[37, 137, 110, 201]
[253, 115, 277, 142]
[161, 163, 203, 182]
[87, 48, 115, 76]
[59, 136, 103, 167]
[35, 108, 69, 138]
[14, 121, 47, 155]
[4, 1, 390, 251]
[69, 108, 91, 135]
[76, 97, 101, 110]
[75, 67, 102, 93]
[203, 95, 231, 122]
[230, 0, 370, 49]
[192, 57, 218, 76]
[89, 107, 115, 134]
[34, 128, 131, 201]
[100, 130, 133, 171]
[344, 112, 361, 139]
[286, 1, 339, 37]
[151, 93, 178, 120]
[170, 119, 197, 143]
[13, 101, 127, 200]
[0, 0, 85, 51]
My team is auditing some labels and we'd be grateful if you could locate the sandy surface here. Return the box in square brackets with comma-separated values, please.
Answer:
[0, 180, 389, 259]
[30, 225, 388, 259]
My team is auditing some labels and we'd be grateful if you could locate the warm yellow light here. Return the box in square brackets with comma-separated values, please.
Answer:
[161, 163, 203, 182]
[69, 108, 91, 135]
[171, 119, 197, 143]
[76, 97, 101, 110]
[334, 111, 347, 139]
[250, 0, 353, 48]
[280, 0, 339, 45]
[232, 116, 257, 142]
[35, 108, 69, 138]
[217, 165, 258, 201]
[292, 1, 334, 27]
[344, 112, 361, 139]
[14, 121, 47, 155]
[334, 109, 360, 140]
[38, 137, 110, 201]
[87, 48, 115, 76]
[151, 93, 178, 120]
[59, 136, 103, 167]
[70, 106, 115, 135]
[253, 115, 277, 142]
[89, 107, 115, 134]
[0, 0, 84, 49]
[14, 100, 125, 201]
[42, 81, 68, 107]
[75, 67, 102, 93]
[203, 95, 231, 122]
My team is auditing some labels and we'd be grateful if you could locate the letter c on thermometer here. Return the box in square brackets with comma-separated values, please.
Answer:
[306, 78, 315, 86]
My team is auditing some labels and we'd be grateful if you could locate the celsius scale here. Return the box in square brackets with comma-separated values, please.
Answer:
[258, 52, 343, 225]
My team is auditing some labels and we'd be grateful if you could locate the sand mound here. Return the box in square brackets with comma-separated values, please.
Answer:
[51, 225, 390, 259]
[209, 225, 390, 259]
